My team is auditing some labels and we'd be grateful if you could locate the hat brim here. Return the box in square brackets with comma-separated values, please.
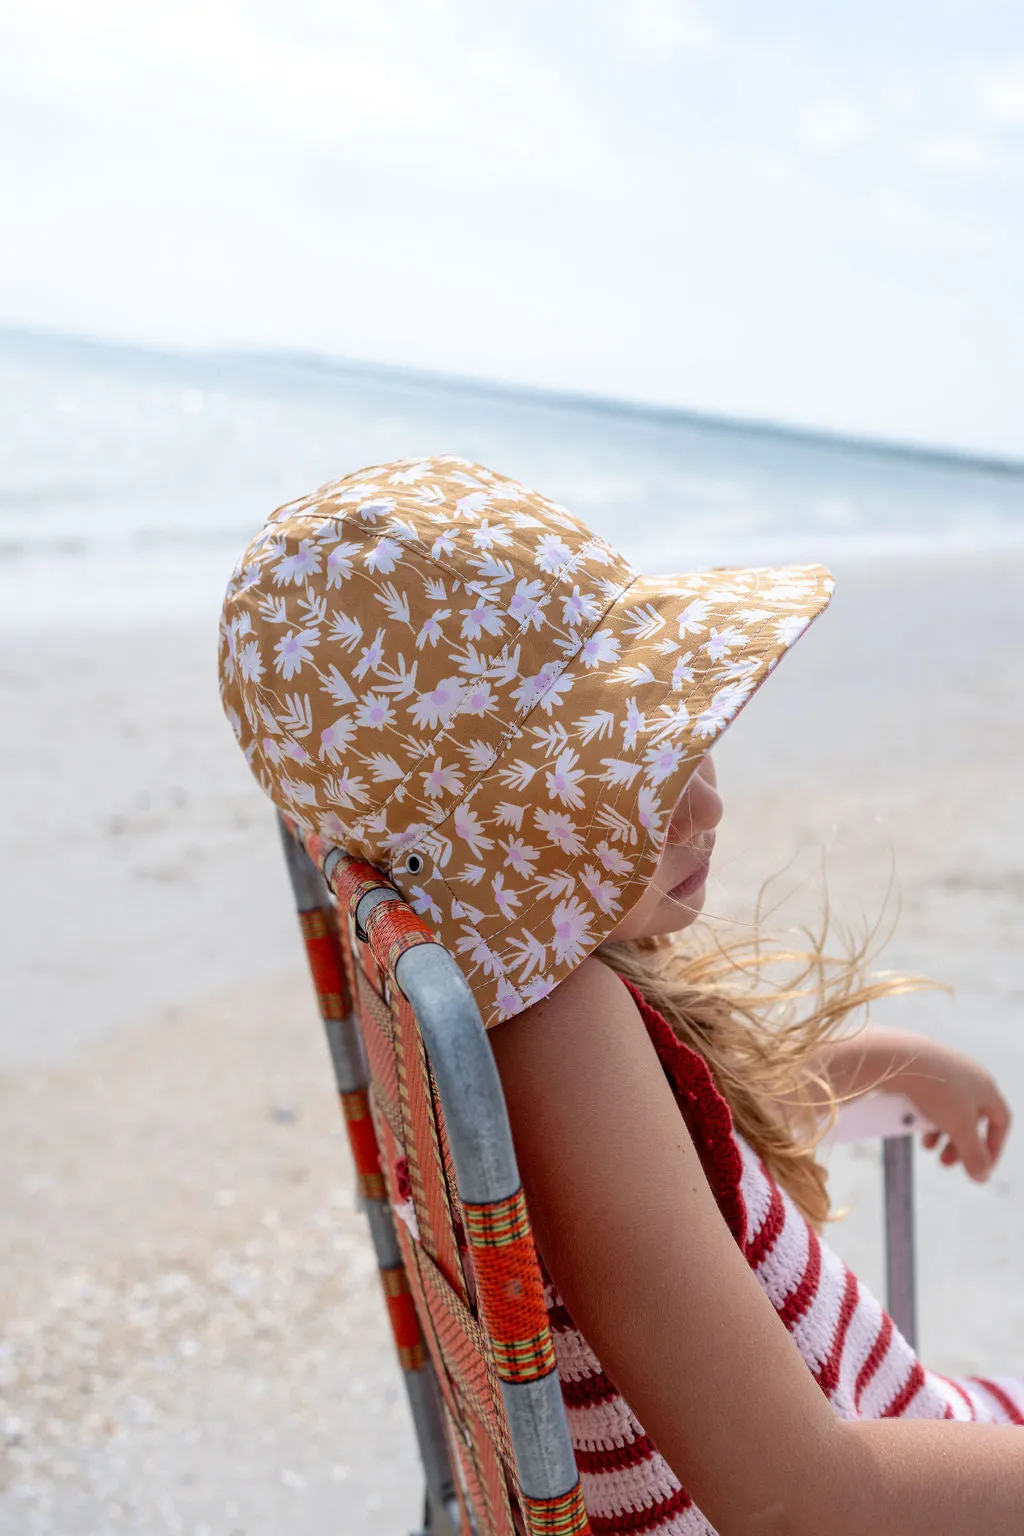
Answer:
[405, 561, 834, 1029]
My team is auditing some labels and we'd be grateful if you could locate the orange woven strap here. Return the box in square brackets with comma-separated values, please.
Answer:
[463, 1190, 556, 1384]
[339, 1087, 387, 1201]
[380, 1263, 427, 1372]
[315, 844, 395, 917]
[297, 908, 352, 1019]
[362, 899, 438, 975]
[522, 1486, 590, 1536]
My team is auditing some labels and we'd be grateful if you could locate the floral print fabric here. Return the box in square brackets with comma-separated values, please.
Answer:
[219, 456, 834, 1028]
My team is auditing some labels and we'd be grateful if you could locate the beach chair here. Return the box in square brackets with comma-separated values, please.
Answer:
[277, 813, 927, 1535]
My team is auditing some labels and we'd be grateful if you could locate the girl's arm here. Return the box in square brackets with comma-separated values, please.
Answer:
[490, 959, 1024, 1536]
[816, 1029, 1011, 1181]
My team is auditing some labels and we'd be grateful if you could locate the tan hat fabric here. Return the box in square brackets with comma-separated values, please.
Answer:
[219, 455, 833, 1029]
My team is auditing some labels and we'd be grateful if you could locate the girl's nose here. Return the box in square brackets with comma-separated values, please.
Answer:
[666, 758, 723, 845]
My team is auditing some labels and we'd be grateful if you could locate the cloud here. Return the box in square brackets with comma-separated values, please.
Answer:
[798, 94, 872, 154]
[974, 57, 1024, 128]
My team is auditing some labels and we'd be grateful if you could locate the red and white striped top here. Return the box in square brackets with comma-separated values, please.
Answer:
[545, 980, 1024, 1535]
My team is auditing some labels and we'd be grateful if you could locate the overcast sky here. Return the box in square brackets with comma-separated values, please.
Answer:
[2, 0, 1022, 455]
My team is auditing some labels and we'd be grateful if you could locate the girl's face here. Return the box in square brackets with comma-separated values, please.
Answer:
[604, 754, 723, 942]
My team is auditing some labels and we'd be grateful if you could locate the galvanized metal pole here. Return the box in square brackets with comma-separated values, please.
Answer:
[277, 817, 460, 1536]
[882, 1134, 918, 1353]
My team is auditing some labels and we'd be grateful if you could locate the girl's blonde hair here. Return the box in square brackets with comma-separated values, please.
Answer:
[595, 898, 940, 1232]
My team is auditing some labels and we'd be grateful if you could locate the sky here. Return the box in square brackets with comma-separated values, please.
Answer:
[2, 0, 1023, 455]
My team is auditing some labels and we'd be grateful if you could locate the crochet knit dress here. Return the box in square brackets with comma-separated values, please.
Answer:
[546, 979, 1024, 1535]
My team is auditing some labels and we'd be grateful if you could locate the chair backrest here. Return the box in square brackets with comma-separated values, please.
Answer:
[278, 812, 923, 1534]
[278, 814, 591, 1536]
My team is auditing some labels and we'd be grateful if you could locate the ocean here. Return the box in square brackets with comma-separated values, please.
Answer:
[2, 325, 1023, 630]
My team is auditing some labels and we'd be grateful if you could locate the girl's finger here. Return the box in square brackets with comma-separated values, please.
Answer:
[985, 1101, 1012, 1168]
[922, 1130, 941, 1150]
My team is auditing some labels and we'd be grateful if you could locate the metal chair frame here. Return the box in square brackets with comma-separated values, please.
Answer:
[277, 812, 924, 1533]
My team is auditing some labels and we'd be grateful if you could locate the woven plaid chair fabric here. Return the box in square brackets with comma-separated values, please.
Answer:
[280, 815, 591, 1536]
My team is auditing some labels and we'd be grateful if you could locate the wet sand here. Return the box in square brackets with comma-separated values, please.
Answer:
[2, 552, 1023, 1531]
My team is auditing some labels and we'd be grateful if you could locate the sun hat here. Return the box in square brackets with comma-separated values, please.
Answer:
[219, 455, 833, 1029]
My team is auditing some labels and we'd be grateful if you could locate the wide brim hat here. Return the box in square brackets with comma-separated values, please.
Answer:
[219, 456, 833, 1029]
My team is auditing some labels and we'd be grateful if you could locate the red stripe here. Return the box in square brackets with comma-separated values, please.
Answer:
[971, 1378, 1024, 1426]
[855, 1313, 893, 1409]
[574, 1434, 658, 1477]
[546, 1299, 575, 1333]
[881, 1360, 926, 1419]
[588, 1484, 693, 1534]
[746, 1179, 785, 1270]
[778, 1227, 822, 1330]
[560, 1371, 620, 1409]
[815, 1268, 859, 1397]
[934, 1373, 978, 1422]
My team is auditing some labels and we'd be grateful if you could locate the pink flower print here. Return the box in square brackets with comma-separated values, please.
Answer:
[281, 740, 311, 764]
[471, 520, 513, 550]
[262, 736, 283, 765]
[534, 533, 572, 573]
[421, 759, 464, 799]
[353, 628, 387, 681]
[507, 578, 547, 630]
[622, 697, 645, 750]
[636, 788, 664, 840]
[671, 652, 695, 691]
[510, 665, 574, 716]
[561, 586, 600, 627]
[354, 692, 396, 731]
[431, 529, 457, 559]
[704, 625, 743, 662]
[462, 681, 496, 716]
[501, 837, 539, 878]
[274, 628, 319, 680]
[492, 874, 521, 921]
[521, 974, 557, 1005]
[460, 600, 505, 641]
[534, 809, 584, 857]
[408, 675, 465, 730]
[362, 537, 403, 575]
[595, 839, 631, 876]
[495, 978, 522, 1018]
[578, 629, 620, 668]
[319, 716, 357, 762]
[324, 770, 369, 808]
[648, 700, 691, 745]
[453, 805, 494, 858]
[643, 742, 682, 786]
[325, 541, 361, 588]
[410, 887, 443, 924]
[238, 640, 264, 683]
[550, 896, 594, 966]
[776, 613, 810, 648]
[416, 608, 451, 649]
[544, 749, 586, 809]
[677, 599, 709, 637]
[580, 864, 621, 916]
[273, 539, 322, 587]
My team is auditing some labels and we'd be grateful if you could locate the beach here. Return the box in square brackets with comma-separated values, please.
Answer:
[3, 549, 1024, 1533]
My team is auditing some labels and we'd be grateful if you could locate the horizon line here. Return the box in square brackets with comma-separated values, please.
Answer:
[3, 319, 1023, 480]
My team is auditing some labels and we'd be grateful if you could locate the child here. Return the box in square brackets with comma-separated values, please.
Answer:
[220, 455, 1021, 1535]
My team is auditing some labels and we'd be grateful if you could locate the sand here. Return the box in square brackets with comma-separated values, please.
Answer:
[2, 552, 1023, 1532]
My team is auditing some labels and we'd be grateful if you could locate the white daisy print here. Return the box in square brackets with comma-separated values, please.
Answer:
[501, 837, 540, 878]
[544, 749, 586, 809]
[534, 533, 572, 573]
[422, 760, 464, 799]
[274, 539, 322, 586]
[579, 629, 621, 668]
[408, 676, 466, 730]
[353, 692, 396, 731]
[550, 896, 594, 966]
[363, 537, 403, 575]
[534, 809, 584, 857]
[319, 717, 357, 762]
[274, 628, 319, 680]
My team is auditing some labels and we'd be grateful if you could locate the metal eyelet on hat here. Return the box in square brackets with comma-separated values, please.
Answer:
[402, 852, 425, 876]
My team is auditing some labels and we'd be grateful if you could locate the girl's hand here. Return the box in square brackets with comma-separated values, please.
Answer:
[894, 1039, 1012, 1183]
